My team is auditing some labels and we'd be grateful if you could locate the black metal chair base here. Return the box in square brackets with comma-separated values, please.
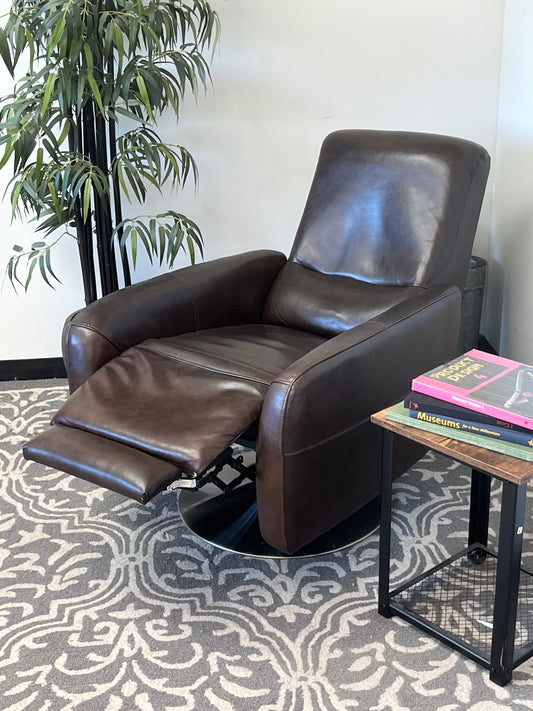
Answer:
[178, 481, 380, 558]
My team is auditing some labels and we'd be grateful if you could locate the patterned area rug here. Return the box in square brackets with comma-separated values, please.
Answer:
[3, 383, 533, 711]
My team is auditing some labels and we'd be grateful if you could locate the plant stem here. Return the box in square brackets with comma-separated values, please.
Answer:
[96, 109, 119, 294]
[108, 114, 131, 287]
[105, 4, 131, 289]
[83, 100, 118, 296]
[69, 112, 97, 305]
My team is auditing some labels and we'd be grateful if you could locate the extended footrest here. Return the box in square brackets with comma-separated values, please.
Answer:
[24, 425, 182, 503]
[25, 425, 257, 505]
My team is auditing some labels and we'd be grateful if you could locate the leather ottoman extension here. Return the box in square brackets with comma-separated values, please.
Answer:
[25, 324, 325, 502]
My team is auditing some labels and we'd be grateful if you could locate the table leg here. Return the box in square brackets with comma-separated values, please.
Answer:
[378, 430, 394, 618]
[468, 469, 492, 564]
[490, 480, 527, 686]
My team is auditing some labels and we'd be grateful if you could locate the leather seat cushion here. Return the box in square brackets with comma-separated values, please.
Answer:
[53, 324, 326, 476]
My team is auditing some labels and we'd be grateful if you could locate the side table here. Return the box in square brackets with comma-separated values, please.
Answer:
[371, 406, 533, 686]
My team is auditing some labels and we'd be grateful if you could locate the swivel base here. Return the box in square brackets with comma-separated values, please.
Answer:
[178, 481, 380, 558]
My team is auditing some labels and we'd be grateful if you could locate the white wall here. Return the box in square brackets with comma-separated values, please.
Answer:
[0, 0, 506, 360]
[490, 0, 533, 361]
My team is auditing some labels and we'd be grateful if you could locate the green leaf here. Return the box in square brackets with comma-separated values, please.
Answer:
[25, 30, 34, 72]
[44, 244, 61, 284]
[56, 119, 71, 148]
[130, 227, 138, 266]
[48, 16, 66, 59]
[0, 143, 14, 171]
[136, 74, 154, 122]
[35, 147, 44, 181]
[41, 71, 57, 117]
[113, 23, 124, 66]
[84, 45, 106, 116]
[48, 179, 61, 219]
[0, 27, 14, 77]
[115, 160, 130, 202]
[24, 256, 37, 291]
[39, 253, 53, 287]
[82, 178, 92, 222]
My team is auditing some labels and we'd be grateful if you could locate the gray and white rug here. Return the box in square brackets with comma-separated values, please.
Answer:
[2, 382, 533, 710]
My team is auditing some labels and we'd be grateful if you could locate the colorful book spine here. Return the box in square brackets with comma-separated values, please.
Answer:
[385, 402, 533, 462]
[411, 349, 533, 431]
[404, 391, 532, 435]
[407, 408, 533, 448]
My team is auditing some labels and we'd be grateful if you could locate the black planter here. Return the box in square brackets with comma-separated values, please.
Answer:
[458, 255, 487, 354]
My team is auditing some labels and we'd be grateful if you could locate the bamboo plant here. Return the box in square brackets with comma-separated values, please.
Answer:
[0, 0, 219, 304]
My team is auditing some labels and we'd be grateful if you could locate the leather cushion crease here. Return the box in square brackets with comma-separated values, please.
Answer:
[23, 129, 491, 554]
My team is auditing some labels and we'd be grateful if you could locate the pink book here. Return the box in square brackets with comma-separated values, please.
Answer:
[412, 349, 533, 431]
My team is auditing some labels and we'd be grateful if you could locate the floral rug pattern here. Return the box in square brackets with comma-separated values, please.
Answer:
[2, 384, 533, 710]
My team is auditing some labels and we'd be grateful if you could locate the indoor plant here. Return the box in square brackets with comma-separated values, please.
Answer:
[0, 0, 219, 304]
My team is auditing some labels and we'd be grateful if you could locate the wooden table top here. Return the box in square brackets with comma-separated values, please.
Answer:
[371, 406, 533, 485]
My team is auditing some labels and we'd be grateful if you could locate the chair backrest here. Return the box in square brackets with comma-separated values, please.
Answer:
[263, 129, 490, 336]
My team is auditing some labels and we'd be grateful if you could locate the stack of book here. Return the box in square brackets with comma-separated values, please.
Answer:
[385, 349, 533, 461]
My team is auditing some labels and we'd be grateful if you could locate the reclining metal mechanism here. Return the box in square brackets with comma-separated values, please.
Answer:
[170, 446, 257, 493]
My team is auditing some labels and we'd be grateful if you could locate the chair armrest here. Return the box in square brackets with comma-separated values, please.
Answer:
[260, 284, 461, 454]
[256, 284, 461, 550]
[63, 249, 286, 391]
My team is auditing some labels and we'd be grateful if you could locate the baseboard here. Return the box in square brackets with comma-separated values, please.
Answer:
[0, 358, 67, 381]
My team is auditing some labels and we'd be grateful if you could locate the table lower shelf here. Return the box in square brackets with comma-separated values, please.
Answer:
[389, 544, 533, 670]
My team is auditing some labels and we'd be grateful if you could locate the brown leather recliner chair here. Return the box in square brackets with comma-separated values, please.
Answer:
[24, 130, 490, 555]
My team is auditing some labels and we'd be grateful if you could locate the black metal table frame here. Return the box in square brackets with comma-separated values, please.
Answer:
[378, 428, 531, 686]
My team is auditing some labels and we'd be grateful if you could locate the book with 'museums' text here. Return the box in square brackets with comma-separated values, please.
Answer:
[404, 390, 533, 435]
[385, 402, 533, 461]
[406, 406, 533, 448]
